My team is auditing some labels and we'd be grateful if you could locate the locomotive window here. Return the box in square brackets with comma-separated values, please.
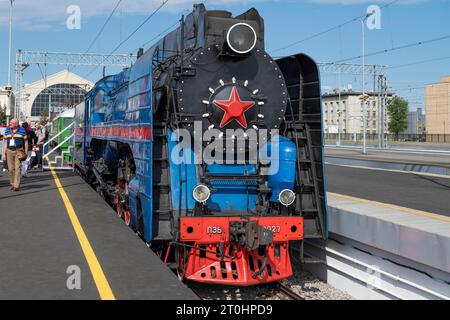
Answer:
[94, 90, 105, 113]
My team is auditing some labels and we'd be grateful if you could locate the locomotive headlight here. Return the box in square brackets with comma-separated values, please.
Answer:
[226, 23, 257, 54]
[193, 185, 211, 203]
[279, 189, 296, 207]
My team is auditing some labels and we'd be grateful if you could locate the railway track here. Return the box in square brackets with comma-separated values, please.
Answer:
[276, 283, 305, 300]
[189, 282, 306, 300]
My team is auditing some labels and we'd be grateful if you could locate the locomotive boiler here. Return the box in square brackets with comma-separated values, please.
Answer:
[74, 3, 327, 286]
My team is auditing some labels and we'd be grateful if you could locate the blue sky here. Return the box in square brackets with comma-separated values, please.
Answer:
[0, 0, 449, 111]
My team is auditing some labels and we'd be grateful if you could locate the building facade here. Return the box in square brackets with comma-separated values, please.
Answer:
[425, 76, 450, 135]
[402, 108, 425, 135]
[322, 91, 391, 135]
[0, 86, 15, 123]
[19, 70, 93, 123]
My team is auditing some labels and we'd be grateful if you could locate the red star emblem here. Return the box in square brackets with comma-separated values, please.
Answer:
[213, 86, 255, 128]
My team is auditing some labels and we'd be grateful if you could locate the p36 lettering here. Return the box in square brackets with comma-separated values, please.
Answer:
[206, 226, 223, 234]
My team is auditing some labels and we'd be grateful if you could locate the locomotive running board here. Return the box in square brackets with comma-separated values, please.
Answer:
[275, 54, 328, 240]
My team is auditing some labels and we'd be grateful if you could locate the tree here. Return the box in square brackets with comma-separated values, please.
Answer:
[387, 96, 408, 140]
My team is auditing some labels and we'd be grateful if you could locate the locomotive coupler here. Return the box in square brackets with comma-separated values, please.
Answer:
[229, 220, 274, 250]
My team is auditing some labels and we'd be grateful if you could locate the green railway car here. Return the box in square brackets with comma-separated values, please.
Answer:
[49, 108, 75, 163]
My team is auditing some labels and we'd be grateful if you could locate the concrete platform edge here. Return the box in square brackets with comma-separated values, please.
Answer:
[327, 195, 450, 274]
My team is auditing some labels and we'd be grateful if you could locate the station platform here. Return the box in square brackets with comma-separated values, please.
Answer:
[310, 192, 450, 299]
[325, 147, 450, 176]
[0, 169, 197, 300]
[327, 192, 450, 273]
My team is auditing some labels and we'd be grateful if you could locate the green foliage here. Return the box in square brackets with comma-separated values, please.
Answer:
[387, 96, 408, 137]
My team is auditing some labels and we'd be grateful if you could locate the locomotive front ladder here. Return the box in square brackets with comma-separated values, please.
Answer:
[152, 121, 173, 240]
[276, 54, 328, 241]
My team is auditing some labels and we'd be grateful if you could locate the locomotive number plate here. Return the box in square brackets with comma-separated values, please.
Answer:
[264, 225, 281, 233]
[207, 226, 223, 234]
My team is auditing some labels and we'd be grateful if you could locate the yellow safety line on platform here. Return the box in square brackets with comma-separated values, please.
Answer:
[328, 192, 450, 223]
[50, 168, 116, 300]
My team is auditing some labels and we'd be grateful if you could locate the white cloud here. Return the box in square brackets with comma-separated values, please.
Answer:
[0, 0, 262, 30]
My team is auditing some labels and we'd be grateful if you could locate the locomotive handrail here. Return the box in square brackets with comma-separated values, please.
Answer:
[43, 121, 75, 150]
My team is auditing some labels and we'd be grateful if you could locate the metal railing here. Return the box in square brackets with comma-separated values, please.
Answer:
[325, 133, 450, 144]
[42, 122, 74, 170]
[43, 121, 74, 159]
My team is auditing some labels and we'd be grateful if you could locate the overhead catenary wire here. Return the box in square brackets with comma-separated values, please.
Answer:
[138, 20, 180, 50]
[389, 55, 450, 69]
[271, 0, 400, 54]
[85, 0, 123, 53]
[85, 0, 169, 78]
[335, 33, 450, 63]
[109, 0, 169, 55]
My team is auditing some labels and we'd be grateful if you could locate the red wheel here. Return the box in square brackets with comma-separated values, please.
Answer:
[116, 193, 123, 218]
[124, 210, 131, 226]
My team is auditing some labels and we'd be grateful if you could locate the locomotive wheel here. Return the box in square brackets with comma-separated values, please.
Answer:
[116, 193, 124, 218]
[124, 210, 131, 226]
[176, 247, 189, 280]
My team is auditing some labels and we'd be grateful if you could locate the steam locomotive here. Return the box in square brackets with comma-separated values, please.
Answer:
[73, 3, 327, 286]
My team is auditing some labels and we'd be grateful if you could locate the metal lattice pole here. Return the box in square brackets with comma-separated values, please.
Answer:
[318, 62, 388, 149]
[15, 49, 23, 120]
[381, 76, 388, 149]
[378, 75, 383, 149]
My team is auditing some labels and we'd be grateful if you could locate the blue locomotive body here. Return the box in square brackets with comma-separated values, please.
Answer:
[74, 3, 328, 286]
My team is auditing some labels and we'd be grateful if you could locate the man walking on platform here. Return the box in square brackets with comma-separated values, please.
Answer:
[2, 118, 28, 191]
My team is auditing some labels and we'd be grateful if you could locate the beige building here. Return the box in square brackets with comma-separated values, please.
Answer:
[425, 76, 450, 135]
[0, 86, 14, 122]
[322, 91, 391, 135]
[20, 70, 93, 123]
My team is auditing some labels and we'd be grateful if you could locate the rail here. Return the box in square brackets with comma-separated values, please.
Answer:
[277, 283, 305, 300]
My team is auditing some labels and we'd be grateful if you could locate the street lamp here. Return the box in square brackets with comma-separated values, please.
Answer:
[7, 0, 15, 90]
[337, 68, 342, 147]
[360, 12, 372, 155]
